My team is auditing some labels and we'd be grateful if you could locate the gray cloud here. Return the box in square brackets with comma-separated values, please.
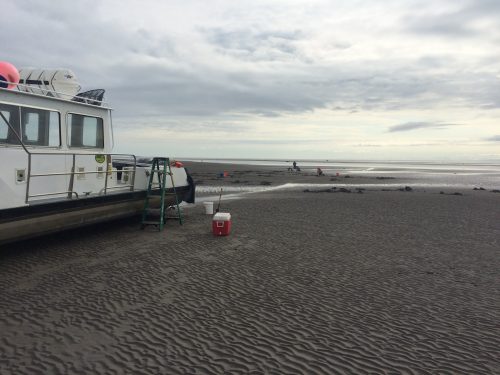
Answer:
[2, 0, 500, 163]
[388, 122, 455, 133]
[232, 138, 326, 145]
[404, 15, 478, 38]
[106, 64, 327, 118]
[485, 135, 500, 141]
[119, 118, 250, 133]
[403, 0, 500, 38]
[205, 28, 303, 62]
[2, 0, 500, 122]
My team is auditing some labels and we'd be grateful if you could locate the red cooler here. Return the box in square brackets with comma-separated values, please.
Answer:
[212, 212, 231, 236]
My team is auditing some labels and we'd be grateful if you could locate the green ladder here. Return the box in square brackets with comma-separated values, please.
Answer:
[141, 157, 183, 231]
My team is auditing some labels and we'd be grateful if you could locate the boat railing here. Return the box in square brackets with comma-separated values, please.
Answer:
[0, 81, 109, 107]
[26, 152, 138, 203]
[0, 110, 137, 204]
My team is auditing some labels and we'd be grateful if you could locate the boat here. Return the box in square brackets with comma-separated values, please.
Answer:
[0, 63, 195, 245]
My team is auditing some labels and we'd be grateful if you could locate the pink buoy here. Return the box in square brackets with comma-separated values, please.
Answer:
[0, 61, 20, 89]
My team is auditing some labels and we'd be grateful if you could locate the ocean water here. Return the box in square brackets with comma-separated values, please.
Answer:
[185, 158, 500, 190]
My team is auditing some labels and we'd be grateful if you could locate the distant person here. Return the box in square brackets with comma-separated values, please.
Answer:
[289, 161, 299, 173]
[291, 161, 301, 172]
[316, 167, 324, 176]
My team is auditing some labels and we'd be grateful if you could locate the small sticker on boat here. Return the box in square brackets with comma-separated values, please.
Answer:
[95, 154, 105, 163]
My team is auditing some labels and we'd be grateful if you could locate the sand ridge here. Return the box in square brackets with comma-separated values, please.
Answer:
[1, 176, 499, 373]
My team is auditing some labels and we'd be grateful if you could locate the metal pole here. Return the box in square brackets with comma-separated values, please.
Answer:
[0, 111, 30, 154]
[103, 154, 111, 195]
[67, 154, 76, 199]
[0, 111, 33, 203]
[25, 153, 32, 204]
[130, 155, 137, 191]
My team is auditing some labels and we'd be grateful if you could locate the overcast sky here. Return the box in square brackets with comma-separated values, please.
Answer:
[3, 0, 500, 161]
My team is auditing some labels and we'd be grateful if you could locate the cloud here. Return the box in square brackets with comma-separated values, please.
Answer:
[120, 118, 250, 133]
[404, 14, 478, 38]
[2, 0, 500, 160]
[233, 138, 326, 145]
[402, 1, 500, 38]
[204, 28, 303, 62]
[3, 0, 500, 121]
[387, 122, 455, 133]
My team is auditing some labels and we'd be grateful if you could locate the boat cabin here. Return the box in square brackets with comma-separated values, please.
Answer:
[0, 85, 138, 210]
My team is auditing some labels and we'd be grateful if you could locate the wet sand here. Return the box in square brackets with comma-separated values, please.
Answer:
[1, 163, 500, 374]
[183, 161, 404, 189]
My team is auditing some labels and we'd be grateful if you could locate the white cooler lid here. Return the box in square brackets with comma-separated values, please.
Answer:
[213, 212, 231, 221]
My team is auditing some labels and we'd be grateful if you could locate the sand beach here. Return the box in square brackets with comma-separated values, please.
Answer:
[1, 161, 499, 374]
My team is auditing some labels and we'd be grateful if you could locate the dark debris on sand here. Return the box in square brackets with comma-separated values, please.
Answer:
[303, 187, 366, 194]
[440, 191, 464, 196]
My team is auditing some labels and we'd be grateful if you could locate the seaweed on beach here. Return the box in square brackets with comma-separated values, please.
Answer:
[303, 187, 353, 193]
[381, 186, 413, 192]
[439, 191, 463, 196]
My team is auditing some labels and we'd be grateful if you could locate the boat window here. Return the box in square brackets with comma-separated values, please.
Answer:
[68, 113, 104, 148]
[20, 107, 61, 147]
[0, 103, 21, 145]
[23, 113, 39, 143]
[48, 112, 60, 146]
